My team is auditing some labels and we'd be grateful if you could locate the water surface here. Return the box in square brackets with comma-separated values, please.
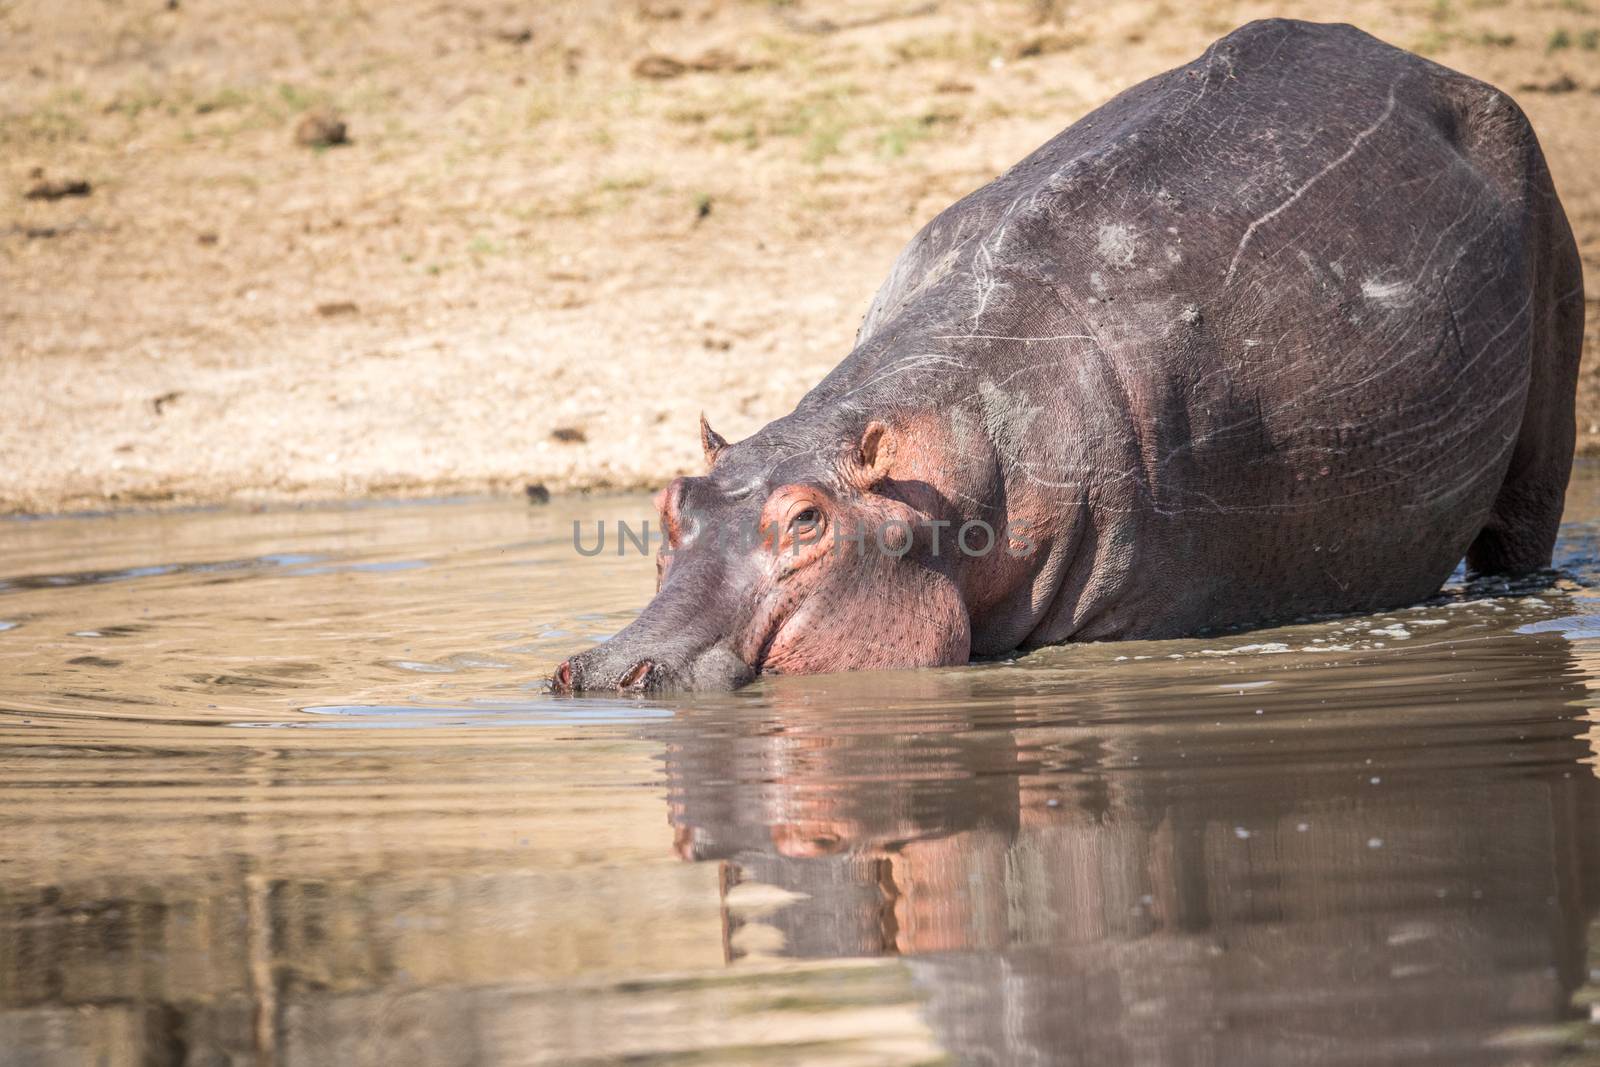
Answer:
[7, 475, 1600, 1064]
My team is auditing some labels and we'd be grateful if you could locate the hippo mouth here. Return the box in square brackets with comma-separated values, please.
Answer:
[550, 640, 761, 696]
[550, 584, 793, 696]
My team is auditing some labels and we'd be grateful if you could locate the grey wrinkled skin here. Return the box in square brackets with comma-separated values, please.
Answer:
[555, 18, 1584, 694]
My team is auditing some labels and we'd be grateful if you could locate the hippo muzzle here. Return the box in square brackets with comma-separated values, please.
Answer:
[552, 638, 755, 695]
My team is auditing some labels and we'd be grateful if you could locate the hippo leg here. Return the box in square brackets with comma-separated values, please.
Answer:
[1467, 221, 1584, 577]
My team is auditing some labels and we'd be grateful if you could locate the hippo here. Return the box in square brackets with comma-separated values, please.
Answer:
[553, 18, 1584, 694]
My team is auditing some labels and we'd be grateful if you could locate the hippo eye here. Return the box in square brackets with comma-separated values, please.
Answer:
[788, 507, 821, 533]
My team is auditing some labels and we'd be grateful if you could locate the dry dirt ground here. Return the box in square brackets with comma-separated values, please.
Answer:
[2, 0, 1598, 514]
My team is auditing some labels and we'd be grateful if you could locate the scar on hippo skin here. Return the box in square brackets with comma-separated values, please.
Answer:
[552, 18, 1582, 694]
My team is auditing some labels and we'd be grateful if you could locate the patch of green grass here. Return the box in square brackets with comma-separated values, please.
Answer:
[1411, 22, 1518, 52]
[979, 98, 1017, 121]
[1410, 28, 1452, 53]
[663, 105, 709, 125]
[894, 31, 1003, 66]
[1542, 25, 1594, 50]
[194, 87, 251, 114]
[526, 92, 563, 126]
[106, 83, 186, 120]
[2, 90, 88, 146]
[704, 85, 862, 160]
[705, 83, 958, 164]
[803, 119, 846, 162]
[711, 120, 761, 148]
[552, 172, 657, 218]
[877, 111, 954, 158]
[782, 86, 864, 163]
[209, 171, 262, 193]
[273, 82, 332, 116]
[345, 80, 396, 117]
[597, 173, 652, 193]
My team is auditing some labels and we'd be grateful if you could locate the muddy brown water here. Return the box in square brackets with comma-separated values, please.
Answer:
[8, 474, 1600, 1065]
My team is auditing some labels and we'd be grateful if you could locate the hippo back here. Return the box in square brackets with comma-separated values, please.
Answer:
[836, 18, 1580, 639]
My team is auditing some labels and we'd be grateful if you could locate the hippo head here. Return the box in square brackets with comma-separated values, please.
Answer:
[551, 415, 972, 694]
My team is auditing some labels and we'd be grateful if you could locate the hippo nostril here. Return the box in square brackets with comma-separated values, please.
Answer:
[552, 659, 574, 693]
[619, 659, 656, 692]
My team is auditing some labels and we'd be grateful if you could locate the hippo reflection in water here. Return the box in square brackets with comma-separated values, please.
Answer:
[660, 633, 1600, 1064]
[554, 19, 1584, 694]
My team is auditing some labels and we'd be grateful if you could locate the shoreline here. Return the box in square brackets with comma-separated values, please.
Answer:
[5, 0, 1595, 519]
[12, 456, 1600, 525]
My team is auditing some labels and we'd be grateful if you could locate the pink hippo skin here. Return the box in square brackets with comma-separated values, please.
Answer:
[553, 19, 1584, 694]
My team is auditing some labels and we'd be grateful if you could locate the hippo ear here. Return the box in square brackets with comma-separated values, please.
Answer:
[699, 413, 727, 469]
[845, 420, 895, 490]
